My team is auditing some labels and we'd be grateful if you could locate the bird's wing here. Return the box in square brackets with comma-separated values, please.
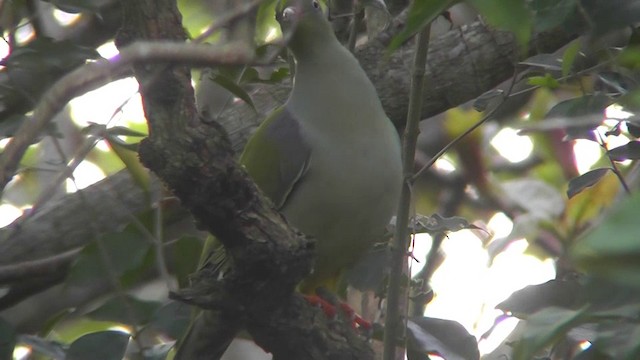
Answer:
[240, 106, 311, 209]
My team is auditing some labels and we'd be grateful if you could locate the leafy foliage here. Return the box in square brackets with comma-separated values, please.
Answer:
[3, 0, 640, 359]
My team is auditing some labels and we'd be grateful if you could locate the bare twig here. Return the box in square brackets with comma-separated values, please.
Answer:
[0, 41, 253, 195]
[193, 0, 265, 44]
[0, 248, 80, 282]
[383, 24, 431, 360]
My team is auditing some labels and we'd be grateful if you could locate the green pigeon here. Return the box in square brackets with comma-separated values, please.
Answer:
[176, 0, 402, 357]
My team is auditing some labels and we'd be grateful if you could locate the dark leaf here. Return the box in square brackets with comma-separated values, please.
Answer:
[518, 95, 611, 140]
[67, 331, 129, 360]
[496, 278, 584, 317]
[0, 114, 26, 140]
[414, 213, 482, 234]
[545, 94, 612, 120]
[17, 335, 66, 359]
[520, 54, 562, 71]
[468, 0, 531, 48]
[530, 0, 578, 33]
[106, 126, 147, 138]
[88, 295, 162, 326]
[0, 318, 15, 360]
[627, 122, 640, 138]
[388, 0, 456, 52]
[604, 122, 622, 137]
[473, 89, 504, 112]
[174, 236, 204, 288]
[0, 37, 100, 120]
[512, 307, 588, 360]
[567, 168, 611, 199]
[607, 141, 640, 161]
[42, 0, 112, 13]
[66, 225, 152, 286]
[579, 0, 640, 37]
[595, 71, 635, 95]
[407, 317, 479, 360]
[5, 37, 100, 71]
[209, 73, 257, 113]
[149, 301, 191, 339]
[587, 322, 640, 360]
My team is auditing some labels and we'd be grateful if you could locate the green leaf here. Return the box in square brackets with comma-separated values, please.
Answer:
[388, 0, 457, 52]
[512, 306, 588, 360]
[255, 0, 280, 44]
[618, 46, 640, 70]
[66, 225, 152, 286]
[567, 168, 611, 199]
[106, 126, 147, 138]
[210, 73, 257, 113]
[560, 55, 584, 84]
[88, 295, 162, 326]
[562, 39, 581, 77]
[608, 141, 640, 161]
[571, 192, 640, 287]
[106, 135, 150, 191]
[468, 0, 532, 49]
[67, 331, 130, 360]
[174, 236, 204, 288]
[526, 74, 559, 89]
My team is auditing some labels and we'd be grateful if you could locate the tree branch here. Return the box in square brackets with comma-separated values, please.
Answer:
[117, 0, 372, 358]
[0, 41, 253, 195]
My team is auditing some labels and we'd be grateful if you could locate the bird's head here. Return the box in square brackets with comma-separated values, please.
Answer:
[276, 0, 334, 55]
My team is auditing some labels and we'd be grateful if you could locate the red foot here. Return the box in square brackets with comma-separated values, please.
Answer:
[303, 295, 372, 330]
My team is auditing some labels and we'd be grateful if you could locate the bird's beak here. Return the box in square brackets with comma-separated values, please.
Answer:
[281, 6, 297, 22]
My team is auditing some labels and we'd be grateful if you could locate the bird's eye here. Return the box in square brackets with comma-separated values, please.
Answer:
[312, 0, 320, 9]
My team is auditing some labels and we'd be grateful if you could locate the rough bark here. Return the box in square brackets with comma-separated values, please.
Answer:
[114, 0, 371, 358]
[0, 6, 575, 296]
[0, 0, 575, 336]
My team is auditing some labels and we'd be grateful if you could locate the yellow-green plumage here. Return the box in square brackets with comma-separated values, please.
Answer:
[241, 0, 402, 293]
[176, 0, 401, 357]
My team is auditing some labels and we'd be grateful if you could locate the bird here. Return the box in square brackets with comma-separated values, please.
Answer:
[177, 0, 402, 357]
[240, 0, 402, 294]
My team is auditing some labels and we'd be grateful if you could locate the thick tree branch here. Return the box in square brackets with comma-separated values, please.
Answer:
[116, 0, 372, 358]
[0, 41, 253, 195]
[0, 3, 575, 329]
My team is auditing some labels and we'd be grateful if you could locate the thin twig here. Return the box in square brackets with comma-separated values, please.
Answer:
[383, 23, 431, 360]
[193, 0, 265, 44]
[153, 185, 175, 291]
[0, 41, 254, 195]
[0, 248, 80, 282]
[596, 130, 631, 194]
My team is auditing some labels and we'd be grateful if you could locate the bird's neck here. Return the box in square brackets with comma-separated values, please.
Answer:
[289, 38, 383, 131]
